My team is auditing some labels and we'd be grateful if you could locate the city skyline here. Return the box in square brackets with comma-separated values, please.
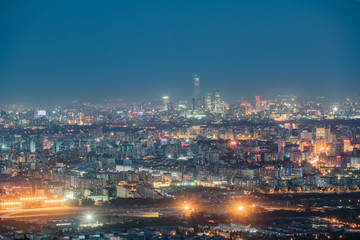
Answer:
[2, 2, 360, 238]
[1, 0, 360, 103]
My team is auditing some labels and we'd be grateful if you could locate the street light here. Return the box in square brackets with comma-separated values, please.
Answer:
[87, 214, 92, 220]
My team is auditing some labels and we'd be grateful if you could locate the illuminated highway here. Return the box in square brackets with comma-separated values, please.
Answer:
[0, 199, 304, 224]
[0, 206, 159, 223]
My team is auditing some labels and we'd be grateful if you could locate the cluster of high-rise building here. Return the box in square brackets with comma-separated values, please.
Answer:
[161, 74, 227, 116]
[1, 76, 360, 238]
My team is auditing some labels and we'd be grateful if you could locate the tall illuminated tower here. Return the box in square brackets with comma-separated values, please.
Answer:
[162, 96, 169, 111]
[193, 74, 201, 110]
[194, 74, 200, 100]
[205, 93, 212, 111]
[214, 90, 222, 114]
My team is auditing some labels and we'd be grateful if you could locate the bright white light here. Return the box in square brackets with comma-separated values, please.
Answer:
[333, 106, 338, 112]
[184, 205, 189, 210]
[310, 158, 319, 164]
[87, 214, 92, 220]
[238, 206, 243, 211]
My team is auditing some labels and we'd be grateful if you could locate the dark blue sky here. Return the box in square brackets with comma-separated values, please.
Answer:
[1, 0, 360, 103]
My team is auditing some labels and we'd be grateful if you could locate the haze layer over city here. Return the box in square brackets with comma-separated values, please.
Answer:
[1, 1, 360, 240]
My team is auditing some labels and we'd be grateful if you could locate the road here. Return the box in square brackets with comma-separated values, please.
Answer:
[0, 206, 159, 223]
[0, 199, 304, 224]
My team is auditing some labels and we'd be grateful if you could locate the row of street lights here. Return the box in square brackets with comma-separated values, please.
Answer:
[183, 203, 247, 213]
[83, 203, 249, 225]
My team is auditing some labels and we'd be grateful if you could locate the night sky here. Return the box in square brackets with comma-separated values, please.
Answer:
[1, 0, 360, 103]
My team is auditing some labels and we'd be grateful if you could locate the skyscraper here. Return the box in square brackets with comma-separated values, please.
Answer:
[214, 90, 222, 114]
[194, 74, 200, 100]
[204, 93, 212, 111]
[162, 96, 170, 111]
[193, 74, 202, 110]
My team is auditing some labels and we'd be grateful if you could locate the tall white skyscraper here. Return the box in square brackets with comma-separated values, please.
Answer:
[162, 96, 170, 111]
[193, 74, 201, 110]
[214, 90, 222, 114]
[205, 93, 212, 111]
